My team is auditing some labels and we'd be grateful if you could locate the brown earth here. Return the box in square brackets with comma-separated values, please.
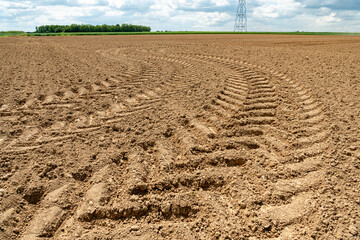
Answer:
[0, 34, 359, 240]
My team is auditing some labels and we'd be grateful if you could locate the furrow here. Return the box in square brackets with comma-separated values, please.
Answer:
[210, 104, 234, 119]
[224, 86, 247, 95]
[301, 107, 323, 120]
[247, 92, 277, 99]
[244, 103, 278, 111]
[245, 97, 278, 105]
[225, 84, 248, 92]
[292, 130, 329, 148]
[248, 88, 276, 94]
[214, 99, 240, 112]
[222, 90, 246, 101]
[218, 94, 244, 107]
[242, 117, 276, 126]
[247, 109, 276, 117]
[105, 106, 154, 124]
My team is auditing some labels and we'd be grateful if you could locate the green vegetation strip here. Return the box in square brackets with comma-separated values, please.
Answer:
[1, 31, 360, 37]
[0, 31, 26, 37]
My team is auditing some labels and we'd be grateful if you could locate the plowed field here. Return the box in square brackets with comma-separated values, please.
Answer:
[0, 35, 359, 240]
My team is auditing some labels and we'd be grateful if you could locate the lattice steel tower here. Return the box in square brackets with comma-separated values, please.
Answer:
[234, 0, 247, 32]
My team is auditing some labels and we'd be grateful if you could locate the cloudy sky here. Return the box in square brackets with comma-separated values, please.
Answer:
[0, 0, 360, 32]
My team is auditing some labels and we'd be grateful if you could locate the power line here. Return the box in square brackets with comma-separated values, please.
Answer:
[234, 0, 247, 32]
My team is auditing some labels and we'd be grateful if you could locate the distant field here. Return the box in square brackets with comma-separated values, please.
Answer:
[0, 31, 25, 37]
[27, 31, 360, 36]
[1, 31, 360, 37]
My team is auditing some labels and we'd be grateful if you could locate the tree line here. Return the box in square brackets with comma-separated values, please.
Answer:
[35, 24, 151, 33]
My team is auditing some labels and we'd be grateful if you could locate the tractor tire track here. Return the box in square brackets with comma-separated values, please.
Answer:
[163, 52, 331, 238]
[1, 52, 164, 154]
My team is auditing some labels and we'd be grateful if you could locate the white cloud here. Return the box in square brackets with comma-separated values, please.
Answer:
[104, 10, 124, 17]
[212, 0, 229, 7]
[106, 0, 126, 8]
[149, 2, 175, 18]
[35, 5, 99, 21]
[170, 11, 231, 28]
[77, 0, 98, 5]
[253, 0, 301, 19]
[169, 0, 229, 9]
[0, 1, 33, 8]
[315, 12, 341, 25]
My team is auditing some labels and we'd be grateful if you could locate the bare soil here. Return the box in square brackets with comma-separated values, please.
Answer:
[0, 35, 359, 240]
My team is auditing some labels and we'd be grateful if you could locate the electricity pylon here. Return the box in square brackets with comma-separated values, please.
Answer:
[234, 0, 247, 32]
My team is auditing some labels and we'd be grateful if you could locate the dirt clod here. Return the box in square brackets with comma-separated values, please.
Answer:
[71, 165, 92, 181]
[23, 185, 45, 204]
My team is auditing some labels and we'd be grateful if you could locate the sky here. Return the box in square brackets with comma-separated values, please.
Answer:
[0, 0, 360, 32]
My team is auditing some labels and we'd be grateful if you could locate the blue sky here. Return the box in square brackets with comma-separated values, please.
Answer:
[0, 0, 360, 32]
